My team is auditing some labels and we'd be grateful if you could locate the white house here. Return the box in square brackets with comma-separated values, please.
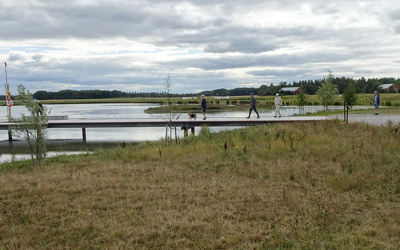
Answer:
[280, 87, 300, 95]
[379, 84, 399, 93]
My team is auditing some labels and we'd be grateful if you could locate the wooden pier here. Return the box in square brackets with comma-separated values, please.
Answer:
[0, 116, 327, 141]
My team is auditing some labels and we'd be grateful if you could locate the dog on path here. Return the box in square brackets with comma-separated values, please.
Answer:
[188, 112, 197, 120]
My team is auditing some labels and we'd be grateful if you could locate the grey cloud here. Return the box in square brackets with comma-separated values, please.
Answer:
[1, 0, 399, 93]
[390, 10, 400, 21]
[249, 69, 306, 78]
[163, 51, 352, 72]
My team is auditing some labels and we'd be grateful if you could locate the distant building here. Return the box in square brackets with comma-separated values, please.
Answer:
[214, 96, 230, 100]
[379, 84, 399, 93]
[280, 87, 300, 95]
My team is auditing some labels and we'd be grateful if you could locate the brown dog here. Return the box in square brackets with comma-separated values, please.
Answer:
[188, 112, 197, 120]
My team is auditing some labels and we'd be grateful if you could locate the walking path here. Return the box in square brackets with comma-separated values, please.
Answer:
[329, 114, 400, 126]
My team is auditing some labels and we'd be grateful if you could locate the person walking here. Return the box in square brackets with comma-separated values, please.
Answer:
[274, 93, 282, 117]
[201, 95, 207, 120]
[373, 90, 381, 115]
[247, 93, 260, 119]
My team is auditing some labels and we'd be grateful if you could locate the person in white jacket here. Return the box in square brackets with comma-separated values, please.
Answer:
[274, 93, 282, 118]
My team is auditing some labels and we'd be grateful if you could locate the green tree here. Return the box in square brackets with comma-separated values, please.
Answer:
[162, 73, 180, 145]
[317, 71, 339, 111]
[12, 84, 48, 164]
[296, 85, 308, 114]
[342, 82, 358, 107]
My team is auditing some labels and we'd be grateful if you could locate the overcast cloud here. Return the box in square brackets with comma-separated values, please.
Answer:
[0, 0, 399, 93]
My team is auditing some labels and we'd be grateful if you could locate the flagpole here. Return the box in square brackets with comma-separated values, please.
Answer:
[4, 62, 7, 117]
[4, 62, 12, 118]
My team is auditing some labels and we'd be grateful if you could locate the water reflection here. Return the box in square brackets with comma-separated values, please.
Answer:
[0, 140, 138, 163]
[0, 103, 367, 163]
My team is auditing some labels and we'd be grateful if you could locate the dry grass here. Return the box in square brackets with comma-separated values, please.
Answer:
[1, 121, 399, 249]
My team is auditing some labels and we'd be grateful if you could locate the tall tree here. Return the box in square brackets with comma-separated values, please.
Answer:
[161, 73, 180, 145]
[342, 82, 358, 107]
[296, 85, 308, 114]
[12, 84, 48, 164]
[316, 71, 339, 111]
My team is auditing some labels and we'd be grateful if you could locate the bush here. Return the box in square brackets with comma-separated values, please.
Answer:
[199, 125, 212, 138]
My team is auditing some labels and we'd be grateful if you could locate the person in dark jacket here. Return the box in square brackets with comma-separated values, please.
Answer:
[373, 91, 381, 115]
[201, 95, 207, 120]
[247, 93, 260, 119]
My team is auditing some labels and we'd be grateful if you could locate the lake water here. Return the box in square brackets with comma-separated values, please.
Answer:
[0, 103, 351, 163]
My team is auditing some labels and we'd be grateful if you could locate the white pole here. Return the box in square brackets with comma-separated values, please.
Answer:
[4, 62, 12, 118]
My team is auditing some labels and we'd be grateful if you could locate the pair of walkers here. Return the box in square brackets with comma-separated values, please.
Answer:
[201, 93, 283, 120]
[247, 93, 282, 119]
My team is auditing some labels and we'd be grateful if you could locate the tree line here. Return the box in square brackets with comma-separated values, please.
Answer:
[31, 89, 193, 100]
[0, 76, 396, 101]
[259, 77, 400, 96]
[200, 77, 399, 96]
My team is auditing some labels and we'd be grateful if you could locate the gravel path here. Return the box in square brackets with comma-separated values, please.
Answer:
[329, 114, 400, 126]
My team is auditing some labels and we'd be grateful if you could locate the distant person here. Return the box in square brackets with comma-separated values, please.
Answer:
[34, 99, 44, 116]
[38, 102, 44, 116]
[201, 95, 207, 120]
[373, 90, 381, 115]
[274, 93, 282, 117]
[247, 93, 260, 119]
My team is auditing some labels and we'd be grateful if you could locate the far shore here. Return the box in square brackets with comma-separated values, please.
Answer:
[2, 93, 398, 106]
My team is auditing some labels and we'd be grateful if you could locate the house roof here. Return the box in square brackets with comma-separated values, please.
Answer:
[281, 87, 300, 92]
[379, 84, 396, 89]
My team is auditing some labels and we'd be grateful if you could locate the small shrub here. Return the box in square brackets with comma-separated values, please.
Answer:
[199, 125, 212, 138]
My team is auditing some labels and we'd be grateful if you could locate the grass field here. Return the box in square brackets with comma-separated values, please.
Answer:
[2, 93, 400, 105]
[2, 93, 400, 115]
[1, 120, 399, 248]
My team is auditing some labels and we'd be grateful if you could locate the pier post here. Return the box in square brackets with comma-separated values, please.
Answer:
[183, 128, 188, 137]
[8, 127, 12, 141]
[82, 128, 87, 142]
[182, 126, 195, 137]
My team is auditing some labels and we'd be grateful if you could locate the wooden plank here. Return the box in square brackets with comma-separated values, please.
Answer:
[0, 116, 327, 130]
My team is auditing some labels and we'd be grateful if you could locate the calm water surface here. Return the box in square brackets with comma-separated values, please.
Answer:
[0, 103, 351, 163]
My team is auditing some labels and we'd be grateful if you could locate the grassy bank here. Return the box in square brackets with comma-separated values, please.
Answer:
[3, 93, 400, 114]
[306, 106, 400, 116]
[34, 93, 400, 107]
[1, 121, 400, 248]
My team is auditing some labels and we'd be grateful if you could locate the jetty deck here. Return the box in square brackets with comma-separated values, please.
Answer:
[0, 116, 327, 141]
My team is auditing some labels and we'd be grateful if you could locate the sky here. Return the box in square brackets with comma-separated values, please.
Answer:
[0, 0, 399, 94]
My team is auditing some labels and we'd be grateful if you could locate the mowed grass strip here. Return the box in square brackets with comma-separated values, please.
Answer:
[1, 121, 399, 249]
